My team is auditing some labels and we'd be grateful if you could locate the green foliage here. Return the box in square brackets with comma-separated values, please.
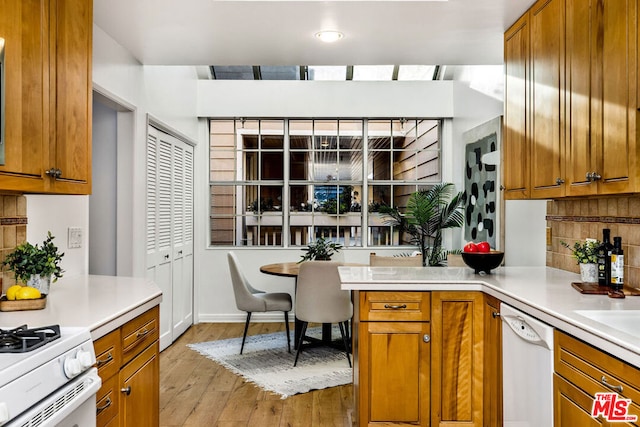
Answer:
[299, 236, 343, 262]
[561, 239, 600, 264]
[3, 232, 65, 283]
[381, 183, 465, 267]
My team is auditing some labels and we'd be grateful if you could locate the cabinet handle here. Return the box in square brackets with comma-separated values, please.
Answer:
[136, 328, 150, 338]
[383, 304, 407, 310]
[96, 397, 112, 414]
[121, 386, 132, 396]
[45, 168, 62, 179]
[96, 352, 113, 367]
[586, 172, 603, 182]
[423, 334, 430, 343]
[555, 177, 565, 185]
[164, 254, 170, 260]
[600, 376, 623, 393]
[492, 311, 500, 318]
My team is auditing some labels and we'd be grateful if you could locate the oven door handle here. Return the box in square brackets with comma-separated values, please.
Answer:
[5, 368, 101, 427]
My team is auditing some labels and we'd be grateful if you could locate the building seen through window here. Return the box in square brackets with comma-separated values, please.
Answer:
[209, 118, 441, 247]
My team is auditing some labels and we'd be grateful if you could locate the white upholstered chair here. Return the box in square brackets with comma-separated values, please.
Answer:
[293, 261, 352, 367]
[227, 252, 292, 354]
[369, 252, 423, 266]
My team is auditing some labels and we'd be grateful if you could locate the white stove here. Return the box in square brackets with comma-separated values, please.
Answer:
[0, 325, 101, 427]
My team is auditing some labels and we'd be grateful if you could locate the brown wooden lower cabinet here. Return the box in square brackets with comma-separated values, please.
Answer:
[554, 330, 640, 427]
[554, 373, 604, 426]
[94, 306, 160, 427]
[431, 291, 485, 427]
[355, 291, 497, 427]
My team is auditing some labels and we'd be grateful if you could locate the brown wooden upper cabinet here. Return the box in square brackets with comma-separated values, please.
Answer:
[0, 0, 92, 194]
[504, 0, 639, 199]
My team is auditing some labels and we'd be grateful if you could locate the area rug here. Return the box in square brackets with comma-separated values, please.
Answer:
[187, 327, 352, 399]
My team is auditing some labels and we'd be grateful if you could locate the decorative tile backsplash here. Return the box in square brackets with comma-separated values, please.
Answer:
[546, 196, 640, 287]
[0, 195, 28, 292]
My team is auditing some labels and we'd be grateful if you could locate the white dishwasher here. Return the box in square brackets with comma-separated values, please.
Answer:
[501, 303, 555, 427]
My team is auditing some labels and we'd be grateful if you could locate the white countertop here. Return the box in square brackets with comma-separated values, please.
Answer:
[339, 266, 640, 368]
[0, 275, 162, 340]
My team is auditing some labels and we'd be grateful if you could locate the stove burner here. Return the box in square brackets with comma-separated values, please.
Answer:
[0, 325, 61, 353]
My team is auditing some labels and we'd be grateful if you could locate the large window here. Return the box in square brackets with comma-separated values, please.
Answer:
[209, 118, 441, 247]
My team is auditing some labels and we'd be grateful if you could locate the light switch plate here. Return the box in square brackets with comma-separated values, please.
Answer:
[68, 227, 82, 249]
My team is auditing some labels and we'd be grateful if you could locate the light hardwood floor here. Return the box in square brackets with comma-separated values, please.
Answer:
[159, 322, 354, 427]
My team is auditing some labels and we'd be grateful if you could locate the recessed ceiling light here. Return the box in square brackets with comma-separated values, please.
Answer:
[315, 31, 343, 43]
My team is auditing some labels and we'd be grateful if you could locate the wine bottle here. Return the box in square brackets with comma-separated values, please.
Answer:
[610, 236, 624, 290]
[596, 229, 613, 286]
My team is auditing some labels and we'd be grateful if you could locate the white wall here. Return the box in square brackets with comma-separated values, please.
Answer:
[26, 195, 89, 278]
[90, 99, 118, 275]
[504, 200, 547, 266]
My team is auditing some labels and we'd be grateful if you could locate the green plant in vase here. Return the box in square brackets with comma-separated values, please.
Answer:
[299, 236, 343, 262]
[561, 238, 599, 283]
[3, 231, 65, 294]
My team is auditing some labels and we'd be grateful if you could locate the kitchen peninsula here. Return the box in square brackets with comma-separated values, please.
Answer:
[340, 266, 640, 427]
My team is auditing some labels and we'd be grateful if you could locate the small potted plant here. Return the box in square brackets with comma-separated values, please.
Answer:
[299, 236, 343, 262]
[561, 239, 599, 283]
[3, 231, 65, 295]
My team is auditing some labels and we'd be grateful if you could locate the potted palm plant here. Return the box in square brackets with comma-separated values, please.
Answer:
[3, 231, 65, 295]
[561, 239, 599, 283]
[380, 183, 465, 266]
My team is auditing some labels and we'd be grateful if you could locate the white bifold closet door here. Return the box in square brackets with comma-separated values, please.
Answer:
[146, 125, 194, 351]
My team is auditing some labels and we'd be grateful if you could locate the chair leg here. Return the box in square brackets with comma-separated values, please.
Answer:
[293, 321, 309, 367]
[284, 311, 291, 353]
[338, 321, 352, 368]
[240, 312, 252, 354]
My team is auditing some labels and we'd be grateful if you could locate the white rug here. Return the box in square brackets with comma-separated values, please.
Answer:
[188, 327, 352, 399]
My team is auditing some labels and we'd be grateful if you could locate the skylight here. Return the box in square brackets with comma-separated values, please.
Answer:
[209, 65, 439, 81]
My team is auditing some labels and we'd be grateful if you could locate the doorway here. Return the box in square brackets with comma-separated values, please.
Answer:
[90, 89, 135, 276]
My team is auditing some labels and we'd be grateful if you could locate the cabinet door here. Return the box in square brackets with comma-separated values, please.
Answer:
[483, 295, 502, 427]
[565, 0, 598, 196]
[48, 0, 92, 194]
[592, 0, 638, 194]
[554, 373, 611, 426]
[503, 12, 531, 199]
[358, 320, 430, 427]
[0, 0, 48, 192]
[529, 0, 565, 199]
[171, 142, 194, 341]
[431, 291, 484, 427]
[119, 342, 159, 427]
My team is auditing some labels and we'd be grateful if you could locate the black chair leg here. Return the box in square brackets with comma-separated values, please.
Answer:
[284, 311, 291, 353]
[293, 321, 309, 366]
[240, 312, 252, 354]
[338, 321, 352, 367]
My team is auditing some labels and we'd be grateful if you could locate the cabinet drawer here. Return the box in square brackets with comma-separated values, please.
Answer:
[121, 307, 159, 366]
[555, 330, 640, 420]
[360, 292, 430, 321]
[94, 329, 121, 379]
[96, 374, 120, 427]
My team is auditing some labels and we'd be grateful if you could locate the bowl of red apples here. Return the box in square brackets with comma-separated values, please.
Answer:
[461, 241, 504, 274]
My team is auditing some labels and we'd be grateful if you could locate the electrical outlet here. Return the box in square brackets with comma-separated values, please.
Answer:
[68, 227, 82, 249]
[546, 227, 552, 248]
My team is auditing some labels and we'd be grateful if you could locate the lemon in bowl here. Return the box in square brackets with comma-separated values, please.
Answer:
[15, 286, 42, 300]
[5, 285, 23, 301]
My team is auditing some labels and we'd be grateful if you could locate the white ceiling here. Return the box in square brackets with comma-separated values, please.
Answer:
[93, 0, 536, 67]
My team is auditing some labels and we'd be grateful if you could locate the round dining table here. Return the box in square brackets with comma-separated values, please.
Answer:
[259, 261, 302, 277]
[259, 261, 360, 350]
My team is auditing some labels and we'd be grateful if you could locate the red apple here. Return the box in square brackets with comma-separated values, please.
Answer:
[463, 242, 478, 252]
[476, 241, 491, 252]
